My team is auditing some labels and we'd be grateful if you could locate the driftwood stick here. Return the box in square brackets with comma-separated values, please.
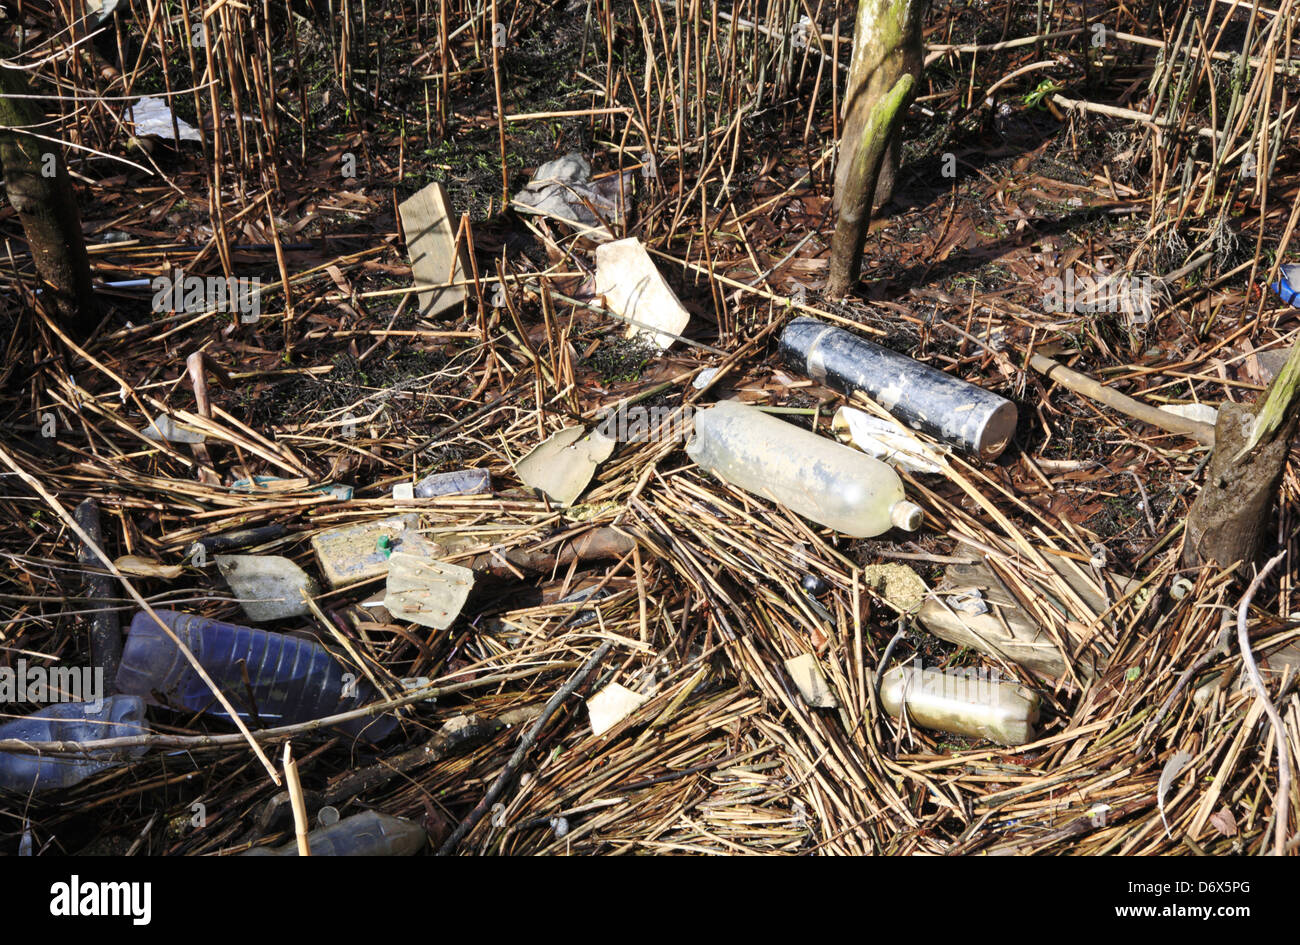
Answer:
[1027, 352, 1216, 446]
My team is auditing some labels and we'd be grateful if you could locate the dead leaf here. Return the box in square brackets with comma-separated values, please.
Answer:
[1209, 806, 1238, 837]
[113, 555, 183, 579]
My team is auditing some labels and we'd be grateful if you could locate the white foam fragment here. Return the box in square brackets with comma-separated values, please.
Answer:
[587, 682, 648, 736]
[594, 237, 690, 351]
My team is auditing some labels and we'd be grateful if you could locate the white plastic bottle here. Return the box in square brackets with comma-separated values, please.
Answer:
[686, 401, 923, 538]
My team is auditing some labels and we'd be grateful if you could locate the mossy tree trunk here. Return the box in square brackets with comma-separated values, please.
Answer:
[826, 0, 928, 298]
[0, 55, 99, 338]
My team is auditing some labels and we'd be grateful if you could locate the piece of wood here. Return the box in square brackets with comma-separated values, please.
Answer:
[1028, 352, 1216, 446]
[398, 181, 468, 319]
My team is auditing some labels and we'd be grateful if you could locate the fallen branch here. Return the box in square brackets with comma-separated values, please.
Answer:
[1027, 352, 1216, 446]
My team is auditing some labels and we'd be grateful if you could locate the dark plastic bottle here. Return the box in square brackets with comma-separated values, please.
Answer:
[241, 810, 427, 856]
[0, 695, 148, 792]
[116, 610, 396, 741]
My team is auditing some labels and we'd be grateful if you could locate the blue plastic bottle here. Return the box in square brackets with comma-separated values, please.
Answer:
[0, 695, 148, 792]
[116, 610, 396, 741]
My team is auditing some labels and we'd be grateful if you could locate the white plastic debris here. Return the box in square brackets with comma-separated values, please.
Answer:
[784, 653, 838, 708]
[392, 482, 415, 500]
[831, 406, 944, 474]
[511, 152, 630, 238]
[1159, 402, 1219, 426]
[383, 551, 475, 630]
[594, 237, 691, 351]
[127, 96, 202, 142]
[946, 588, 989, 616]
[514, 425, 616, 507]
[586, 682, 647, 736]
[86, 0, 122, 23]
[141, 413, 206, 443]
[216, 554, 320, 622]
[693, 368, 720, 390]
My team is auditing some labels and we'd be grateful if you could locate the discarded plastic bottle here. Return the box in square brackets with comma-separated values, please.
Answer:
[779, 316, 1019, 459]
[242, 810, 426, 856]
[116, 610, 396, 741]
[0, 696, 148, 793]
[414, 467, 491, 498]
[879, 661, 1039, 746]
[686, 400, 923, 538]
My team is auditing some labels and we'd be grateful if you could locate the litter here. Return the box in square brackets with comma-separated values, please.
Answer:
[586, 682, 648, 736]
[511, 152, 630, 238]
[242, 810, 426, 856]
[879, 661, 1040, 746]
[780, 316, 1019, 459]
[784, 653, 839, 708]
[514, 425, 616, 507]
[686, 400, 923, 537]
[398, 180, 470, 319]
[832, 405, 945, 474]
[382, 551, 475, 630]
[1268, 262, 1300, 307]
[127, 96, 202, 143]
[310, 514, 438, 587]
[0, 696, 149, 793]
[215, 554, 320, 622]
[595, 237, 691, 351]
[1159, 402, 1219, 425]
[413, 466, 492, 498]
[917, 555, 1119, 680]
[231, 476, 353, 501]
[115, 609, 397, 741]
[141, 413, 206, 443]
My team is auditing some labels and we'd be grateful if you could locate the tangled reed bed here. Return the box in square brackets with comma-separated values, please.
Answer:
[1, 0, 1299, 855]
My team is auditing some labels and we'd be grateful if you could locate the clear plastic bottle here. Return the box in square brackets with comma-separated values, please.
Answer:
[241, 810, 426, 856]
[686, 400, 923, 537]
[0, 696, 148, 793]
[413, 467, 491, 498]
[115, 610, 396, 741]
[879, 661, 1039, 746]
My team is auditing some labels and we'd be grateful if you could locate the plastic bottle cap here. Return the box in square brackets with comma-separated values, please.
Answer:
[890, 501, 924, 532]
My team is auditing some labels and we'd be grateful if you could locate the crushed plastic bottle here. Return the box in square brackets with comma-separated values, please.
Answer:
[115, 610, 396, 741]
[685, 400, 923, 538]
[0, 695, 148, 793]
[241, 809, 426, 856]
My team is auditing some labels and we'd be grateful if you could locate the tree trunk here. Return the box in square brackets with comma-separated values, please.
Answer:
[826, 0, 928, 298]
[0, 56, 99, 338]
[1183, 400, 1299, 572]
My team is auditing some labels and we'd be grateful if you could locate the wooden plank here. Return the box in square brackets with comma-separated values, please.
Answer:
[398, 181, 468, 318]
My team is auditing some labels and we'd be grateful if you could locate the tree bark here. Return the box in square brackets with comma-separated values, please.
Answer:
[1183, 400, 1298, 572]
[0, 56, 99, 338]
[826, 0, 928, 298]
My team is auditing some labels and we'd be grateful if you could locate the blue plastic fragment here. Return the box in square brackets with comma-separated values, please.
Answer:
[1269, 263, 1300, 308]
[231, 476, 353, 501]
